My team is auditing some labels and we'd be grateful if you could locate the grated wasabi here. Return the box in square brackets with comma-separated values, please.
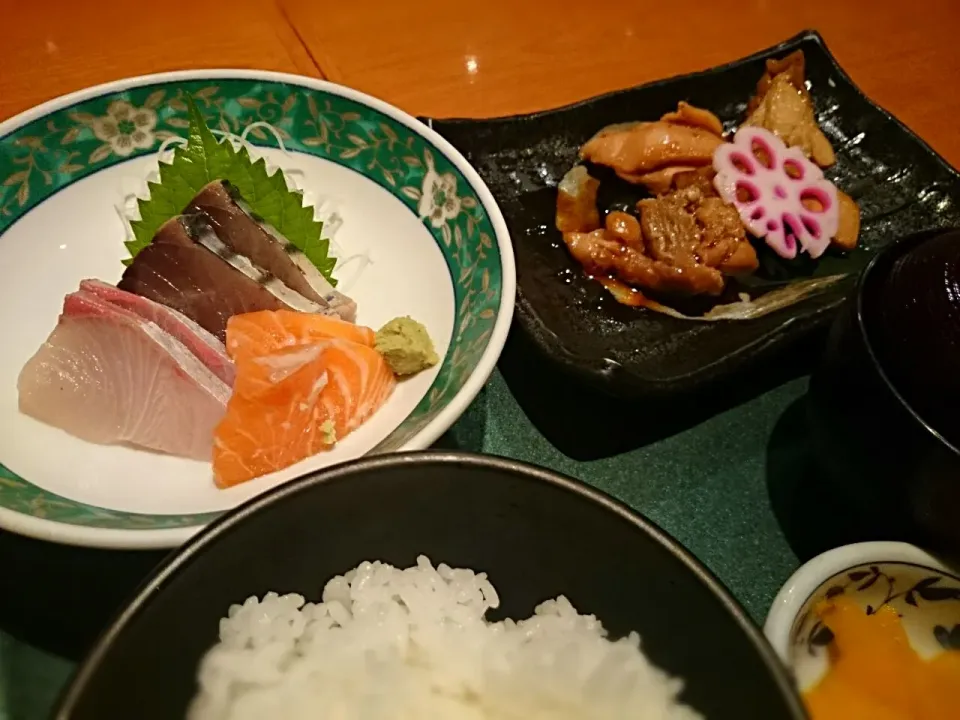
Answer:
[375, 317, 439, 376]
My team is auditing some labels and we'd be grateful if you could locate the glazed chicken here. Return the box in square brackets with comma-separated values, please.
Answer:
[834, 191, 861, 251]
[556, 50, 860, 310]
[639, 169, 758, 279]
[565, 218, 727, 297]
[557, 166, 758, 297]
[579, 102, 726, 193]
[555, 166, 600, 233]
[744, 50, 836, 167]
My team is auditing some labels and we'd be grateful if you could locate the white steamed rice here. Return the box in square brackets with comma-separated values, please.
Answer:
[188, 555, 702, 719]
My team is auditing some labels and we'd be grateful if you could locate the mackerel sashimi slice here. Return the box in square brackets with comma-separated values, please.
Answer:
[118, 236, 289, 343]
[118, 214, 332, 341]
[17, 289, 230, 460]
[188, 180, 357, 322]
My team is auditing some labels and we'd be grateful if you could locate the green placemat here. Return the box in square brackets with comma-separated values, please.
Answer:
[0, 354, 823, 719]
[0, 636, 72, 720]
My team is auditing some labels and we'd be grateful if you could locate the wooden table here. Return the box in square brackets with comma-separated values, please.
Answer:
[1, 2, 959, 718]
[4, 0, 960, 167]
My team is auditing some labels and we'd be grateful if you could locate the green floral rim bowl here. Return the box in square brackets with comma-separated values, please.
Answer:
[764, 541, 960, 693]
[0, 70, 516, 549]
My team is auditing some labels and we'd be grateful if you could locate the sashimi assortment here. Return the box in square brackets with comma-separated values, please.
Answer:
[16, 104, 438, 488]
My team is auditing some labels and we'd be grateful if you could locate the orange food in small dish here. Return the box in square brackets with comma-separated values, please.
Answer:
[804, 595, 960, 720]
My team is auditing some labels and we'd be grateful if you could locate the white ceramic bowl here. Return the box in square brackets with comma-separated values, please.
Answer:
[764, 541, 960, 692]
[0, 70, 516, 549]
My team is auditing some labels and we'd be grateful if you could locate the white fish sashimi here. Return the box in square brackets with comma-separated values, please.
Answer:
[17, 291, 229, 460]
[78, 278, 235, 386]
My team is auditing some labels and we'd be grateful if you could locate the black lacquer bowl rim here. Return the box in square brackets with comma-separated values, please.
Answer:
[54, 450, 805, 717]
[849, 228, 960, 458]
[427, 29, 960, 398]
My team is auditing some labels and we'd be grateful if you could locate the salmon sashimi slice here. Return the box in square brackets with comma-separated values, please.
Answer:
[306, 339, 396, 438]
[213, 337, 396, 487]
[230, 343, 328, 398]
[243, 339, 394, 441]
[225, 309, 376, 359]
[213, 347, 334, 488]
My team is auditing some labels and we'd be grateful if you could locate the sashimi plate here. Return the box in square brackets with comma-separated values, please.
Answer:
[0, 71, 515, 549]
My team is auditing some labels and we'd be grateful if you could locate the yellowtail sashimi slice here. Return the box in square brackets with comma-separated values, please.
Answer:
[79, 278, 235, 386]
[18, 290, 229, 460]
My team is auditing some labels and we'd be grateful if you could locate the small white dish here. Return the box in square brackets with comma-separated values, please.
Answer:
[764, 541, 960, 692]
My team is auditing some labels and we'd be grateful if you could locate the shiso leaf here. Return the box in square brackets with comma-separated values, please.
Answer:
[123, 98, 336, 284]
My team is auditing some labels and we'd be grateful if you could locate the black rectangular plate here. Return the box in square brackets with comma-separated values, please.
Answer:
[427, 30, 960, 398]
